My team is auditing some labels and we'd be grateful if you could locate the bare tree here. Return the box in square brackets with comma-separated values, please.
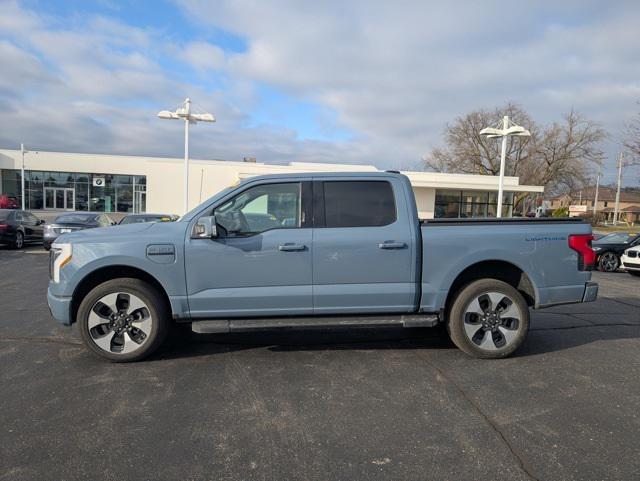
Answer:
[624, 102, 640, 164]
[425, 103, 606, 198]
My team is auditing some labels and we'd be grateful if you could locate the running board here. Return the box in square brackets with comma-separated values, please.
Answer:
[191, 314, 439, 334]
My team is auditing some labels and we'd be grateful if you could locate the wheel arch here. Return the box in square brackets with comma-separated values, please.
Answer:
[70, 265, 172, 325]
[444, 260, 537, 315]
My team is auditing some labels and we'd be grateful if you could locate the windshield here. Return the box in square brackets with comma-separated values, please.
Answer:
[55, 214, 95, 223]
[597, 232, 636, 244]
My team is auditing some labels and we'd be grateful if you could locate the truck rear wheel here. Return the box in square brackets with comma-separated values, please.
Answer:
[77, 278, 169, 362]
[447, 279, 529, 359]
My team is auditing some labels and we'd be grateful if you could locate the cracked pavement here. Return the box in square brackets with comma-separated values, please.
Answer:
[1, 247, 639, 481]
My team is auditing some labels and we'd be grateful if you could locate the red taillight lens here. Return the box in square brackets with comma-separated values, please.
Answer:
[568, 234, 595, 271]
[0, 223, 7, 231]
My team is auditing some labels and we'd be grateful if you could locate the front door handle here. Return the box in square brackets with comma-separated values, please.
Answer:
[279, 243, 307, 252]
[378, 241, 407, 249]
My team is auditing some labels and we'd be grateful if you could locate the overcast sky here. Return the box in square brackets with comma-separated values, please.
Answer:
[1, 0, 639, 184]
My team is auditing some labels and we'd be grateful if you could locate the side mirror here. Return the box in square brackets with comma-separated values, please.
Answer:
[192, 215, 218, 239]
[39, 219, 46, 225]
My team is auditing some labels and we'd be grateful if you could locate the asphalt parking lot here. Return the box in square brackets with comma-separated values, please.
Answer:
[1, 246, 639, 481]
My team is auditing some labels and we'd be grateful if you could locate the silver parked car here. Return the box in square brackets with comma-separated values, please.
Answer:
[44, 212, 116, 250]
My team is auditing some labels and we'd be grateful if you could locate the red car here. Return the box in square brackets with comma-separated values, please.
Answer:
[0, 195, 19, 209]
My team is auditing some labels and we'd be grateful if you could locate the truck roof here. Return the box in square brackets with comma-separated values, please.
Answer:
[239, 170, 404, 184]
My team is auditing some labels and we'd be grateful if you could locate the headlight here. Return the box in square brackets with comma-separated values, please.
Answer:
[50, 243, 72, 282]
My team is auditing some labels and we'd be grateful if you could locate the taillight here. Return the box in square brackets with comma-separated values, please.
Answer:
[0, 223, 7, 231]
[568, 234, 595, 271]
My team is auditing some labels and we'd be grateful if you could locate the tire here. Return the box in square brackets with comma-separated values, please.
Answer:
[12, 231, 24, 249]
[77, 278, 170, 362]
[598, 252, 619, 272]
[43, 243, 51, 251]
[447, 279, 530, 359]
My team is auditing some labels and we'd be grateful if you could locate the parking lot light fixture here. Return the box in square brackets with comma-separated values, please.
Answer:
[480, 116, 531, 218]
[157, 98, 215, 214]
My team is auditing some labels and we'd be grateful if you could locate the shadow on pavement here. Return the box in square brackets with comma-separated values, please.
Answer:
[149, 312, 640, 362]
[152, 325, 454, 361]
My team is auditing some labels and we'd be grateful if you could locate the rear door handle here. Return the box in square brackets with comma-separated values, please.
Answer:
[278, 243, 307, 252]
[378, 241, 407, 249]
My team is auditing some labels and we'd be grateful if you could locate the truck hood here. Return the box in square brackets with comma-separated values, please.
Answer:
[55, 221, 159, 244]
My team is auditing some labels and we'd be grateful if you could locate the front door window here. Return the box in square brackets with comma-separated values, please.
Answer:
[214, 183, 301, 236]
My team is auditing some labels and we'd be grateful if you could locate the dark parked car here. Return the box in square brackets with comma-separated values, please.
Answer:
[0, 194, 19, 209]
[592, 232, 640, 272]
[118, 213, 178, 225]
[0, 209, 45, 249]
[44, 212, 116, 250]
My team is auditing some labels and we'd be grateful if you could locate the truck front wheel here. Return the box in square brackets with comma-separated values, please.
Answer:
[447, 279, 529, 359]
[77, 278, 170, 362]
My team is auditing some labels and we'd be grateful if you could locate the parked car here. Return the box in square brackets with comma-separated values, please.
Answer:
[47, 172, 598, 362]
[0, 194, 19, 209]
[0, 209, 45, 248]
[592, 232, 640, 272]
[621, 245, 640, 277]
[119, 214, 178, 225]
[44, 212, 116, 250]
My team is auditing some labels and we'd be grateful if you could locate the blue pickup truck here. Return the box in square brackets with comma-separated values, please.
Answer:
[47, 172, 598, 362]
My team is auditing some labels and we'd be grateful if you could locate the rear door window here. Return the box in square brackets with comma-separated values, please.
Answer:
[322, 181, 396, 228]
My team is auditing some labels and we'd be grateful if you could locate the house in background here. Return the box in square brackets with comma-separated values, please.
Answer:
[548, 186, 640, 224]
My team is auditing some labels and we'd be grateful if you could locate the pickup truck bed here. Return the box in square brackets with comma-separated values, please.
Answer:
[420, 218, 596, 312]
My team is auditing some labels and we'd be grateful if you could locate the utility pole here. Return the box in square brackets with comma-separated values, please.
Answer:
[592, 167, 601, 221]
[614, 152, 623, 224]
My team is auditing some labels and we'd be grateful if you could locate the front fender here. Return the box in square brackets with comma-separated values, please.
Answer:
[49, 243, 188, 316]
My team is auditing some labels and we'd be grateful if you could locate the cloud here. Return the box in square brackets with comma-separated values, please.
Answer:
[180, 41, 226, 71]
[177, 0, 640, 174]
[0, 0, 639, 179]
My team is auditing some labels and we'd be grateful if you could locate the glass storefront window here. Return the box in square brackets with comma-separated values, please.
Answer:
[28, 189, 44, 210]
[1, 169, 148, 213]
[435, 189, 514, 219]
[75, 183, 89, 211]
[116, 185, 133, 212]
[114, 175, 132, 184]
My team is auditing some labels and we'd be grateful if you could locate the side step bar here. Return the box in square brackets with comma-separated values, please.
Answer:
[191, 314, 439, 334]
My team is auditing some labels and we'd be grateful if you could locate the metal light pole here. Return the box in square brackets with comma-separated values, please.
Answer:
[479, 116, 531, 218]
[158, 98, 215, 213]
[20, 143, 27, 210]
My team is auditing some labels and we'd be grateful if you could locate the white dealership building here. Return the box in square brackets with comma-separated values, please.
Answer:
[0, 149, 543, 218]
